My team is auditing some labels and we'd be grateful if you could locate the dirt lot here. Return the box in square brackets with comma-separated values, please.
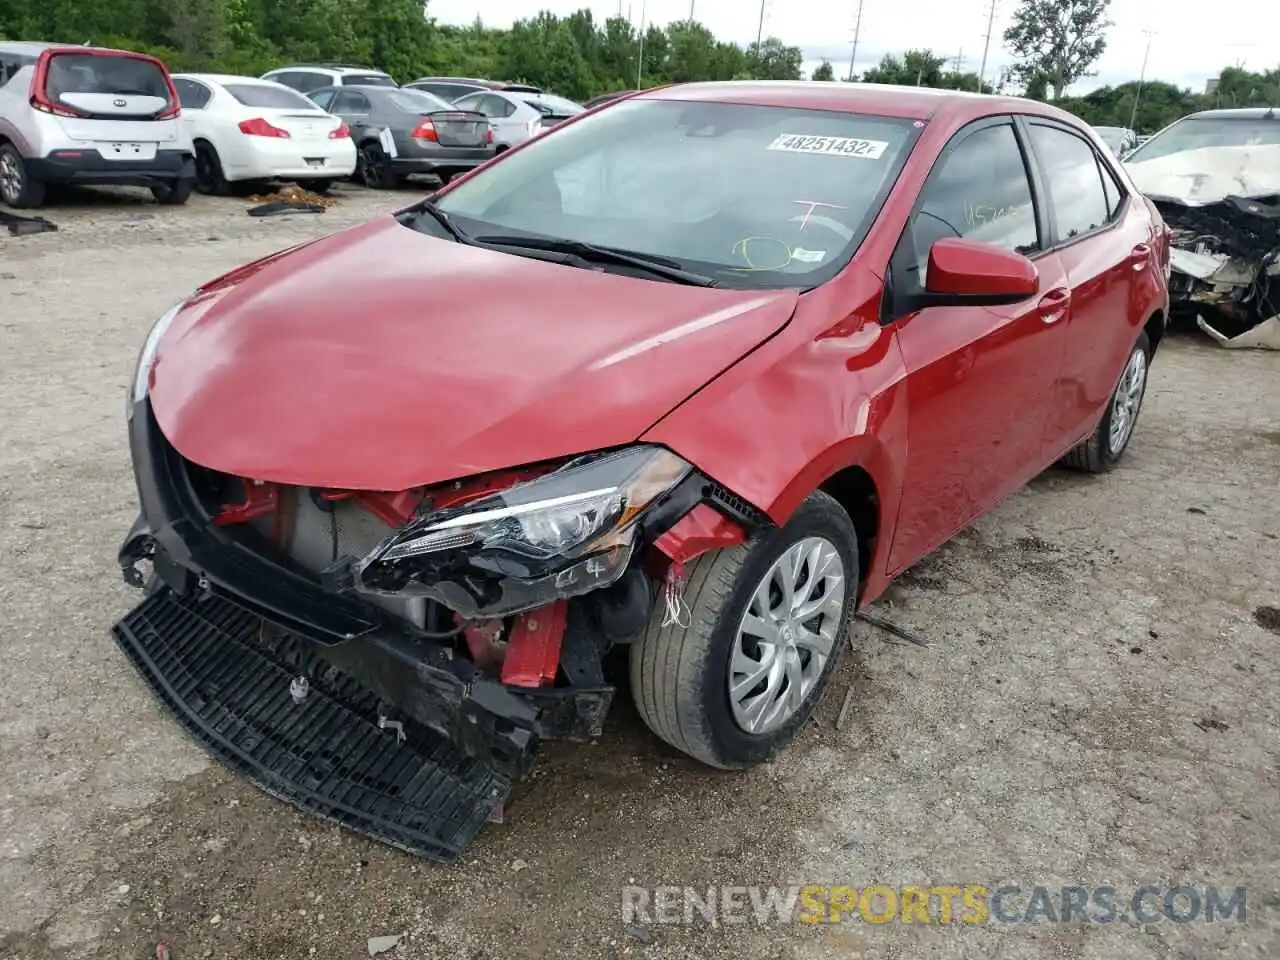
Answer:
[1, 184, 1277, 960]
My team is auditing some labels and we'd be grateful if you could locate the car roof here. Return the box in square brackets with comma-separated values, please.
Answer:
[639, 80, 1080, 124]
[0, 41, 152, 57]
[267, 64, 390, 75]
[176, 73, 290, 86]
[1185, 107, 1279, 120]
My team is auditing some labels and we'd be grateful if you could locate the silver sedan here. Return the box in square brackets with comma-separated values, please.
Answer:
[449, 90, 584, 151]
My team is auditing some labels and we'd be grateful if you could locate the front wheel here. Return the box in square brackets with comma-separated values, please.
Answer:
[629, 491, 857, 769]
[1060, 330, 1151, 473]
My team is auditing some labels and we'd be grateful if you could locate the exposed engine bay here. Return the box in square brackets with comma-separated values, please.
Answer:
[1155, 195, 1280, 347]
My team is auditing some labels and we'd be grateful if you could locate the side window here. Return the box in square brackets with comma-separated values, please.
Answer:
[173, 78, 211, 109]
[296, 72, 330, 93]
[332, 90, 369, 114]
[1027, 124, 1113, 241]
[902, 121, 1039, 286]
[455, 93, 488, 115]
[267, 72, 299, 90]
[481, 94, 515, 118]
[1099, 157, 1125, 218]
[309, 89, 335, 110]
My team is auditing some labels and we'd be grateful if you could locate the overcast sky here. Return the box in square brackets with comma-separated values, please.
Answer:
[430, 0, 1277, 94]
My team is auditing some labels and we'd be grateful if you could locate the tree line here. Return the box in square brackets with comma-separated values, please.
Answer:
[3, 0, 1277, 132]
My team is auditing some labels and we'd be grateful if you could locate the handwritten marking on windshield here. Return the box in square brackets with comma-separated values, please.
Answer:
[792, 199, 848, 231]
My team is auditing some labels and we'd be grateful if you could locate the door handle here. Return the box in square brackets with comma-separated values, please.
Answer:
[1129, 243, 1151, 272]
[1036, 287, 1071, 324]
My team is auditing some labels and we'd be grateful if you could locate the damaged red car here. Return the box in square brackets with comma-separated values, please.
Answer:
[115, 82, 1171, 861]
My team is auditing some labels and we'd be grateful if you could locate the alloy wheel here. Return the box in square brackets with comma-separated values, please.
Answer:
[360, 146, 385, 187]
[1108, 347, 1147, 454]
[728, 536, 846, 735]
[0, 152, 22, 204]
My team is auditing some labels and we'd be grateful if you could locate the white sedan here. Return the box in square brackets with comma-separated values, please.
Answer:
[171, 73, 357, 194]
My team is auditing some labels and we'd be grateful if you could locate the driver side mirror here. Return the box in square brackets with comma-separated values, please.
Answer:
[919, 237, 1038, 308]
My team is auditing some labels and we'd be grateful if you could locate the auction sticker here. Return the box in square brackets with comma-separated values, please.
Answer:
[767, 133, 888, 159]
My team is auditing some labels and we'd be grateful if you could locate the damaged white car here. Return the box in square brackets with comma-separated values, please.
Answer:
[1124, 106, 1280, 349]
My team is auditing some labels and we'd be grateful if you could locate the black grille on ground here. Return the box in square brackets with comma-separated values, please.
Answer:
[113, 589, 510, 861]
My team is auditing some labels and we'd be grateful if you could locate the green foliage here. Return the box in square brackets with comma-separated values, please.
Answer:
[860, 49, 994, 94]
[1003, 0, 1111, 99]
[1054, 67, 1280, 132]
[0, 1, 802, 96]
[811, 59, 834, 82]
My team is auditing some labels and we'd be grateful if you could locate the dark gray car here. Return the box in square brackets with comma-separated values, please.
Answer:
[307, 85, 496, 188]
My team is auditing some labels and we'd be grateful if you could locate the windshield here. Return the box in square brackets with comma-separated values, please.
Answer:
[389, 89, 453, 113]
[432, 99, 917, 289]
[522, 94, 583, 116]
[1125, 115, 1280, 162]
[226, 83, 318, 110]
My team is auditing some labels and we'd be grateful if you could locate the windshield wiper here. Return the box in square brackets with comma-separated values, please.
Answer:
[412, 200, 475, 245]
[471, 234, 717, 286]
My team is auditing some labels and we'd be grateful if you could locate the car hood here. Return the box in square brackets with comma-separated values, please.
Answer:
[1125, 144, 1280, 206]
[149, 217, 798, 490]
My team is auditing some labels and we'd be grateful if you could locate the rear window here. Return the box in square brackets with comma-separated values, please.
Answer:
[225, 83, 318, 110]
[389, 89, 452, 113]
[435, 99, 918, 289]
[521, 95, 582, 116]
[345, 73, 396, 87]
[45, 53, 169, 99]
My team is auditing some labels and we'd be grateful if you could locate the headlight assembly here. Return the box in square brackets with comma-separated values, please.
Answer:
[126, 301, 184, 419]
[355, 445, 692, 618]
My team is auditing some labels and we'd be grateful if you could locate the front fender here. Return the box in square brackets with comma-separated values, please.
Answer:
[642, 280, 909, 585]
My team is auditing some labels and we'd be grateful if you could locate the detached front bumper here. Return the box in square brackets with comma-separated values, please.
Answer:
[114, 400, 616, 857]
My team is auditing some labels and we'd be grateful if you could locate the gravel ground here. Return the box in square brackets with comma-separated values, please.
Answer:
[1, 184, 1278, 960]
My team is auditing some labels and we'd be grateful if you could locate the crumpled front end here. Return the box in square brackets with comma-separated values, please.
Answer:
[114, 397, 759, 860]
[1128, 146, 1280, 350]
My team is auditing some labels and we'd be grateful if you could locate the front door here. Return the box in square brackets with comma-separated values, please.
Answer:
[885, 117, 1071, 574]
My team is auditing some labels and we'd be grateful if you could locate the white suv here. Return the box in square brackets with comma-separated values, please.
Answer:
[0, 42, 195, 208]
[260, 64, 398, 95]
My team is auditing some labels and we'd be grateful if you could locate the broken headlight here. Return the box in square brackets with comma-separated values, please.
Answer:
[126, 300, 184, 420]
[354, 445, 692, 618]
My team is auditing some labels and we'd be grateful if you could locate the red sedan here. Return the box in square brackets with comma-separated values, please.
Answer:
[116, 82, 1171, 860]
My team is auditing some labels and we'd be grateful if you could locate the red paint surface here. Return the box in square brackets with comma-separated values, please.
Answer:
[925, 238, 1039, 298]
[150, 85, 1168, 610]
[501, 600, 567, 688]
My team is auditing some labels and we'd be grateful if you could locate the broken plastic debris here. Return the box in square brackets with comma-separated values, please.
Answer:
[367, 933, 403, 955]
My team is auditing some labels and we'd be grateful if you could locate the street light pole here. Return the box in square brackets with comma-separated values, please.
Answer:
[1127, 30, 1155, 131]
[636, 0, 647, 88]
[978, 0, 997, 91]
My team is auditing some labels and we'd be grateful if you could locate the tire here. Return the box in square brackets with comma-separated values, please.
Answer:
[356, 141, 394, 189]
[0, 143, 46, 209]
[193, 141, 227, 195]
[629, 491, 858, 769]
[151, 177, 194, 205]
[297, 178, 333, 194]
[1060, 330, 1151, 473]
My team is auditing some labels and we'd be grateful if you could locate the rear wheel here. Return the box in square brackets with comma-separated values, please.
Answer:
[629, 491, 856, 769]
[0, 144, 46, 209]
[1060, 330, 1151, 473]
[193, 141, 227, 195]
[151, 177, 194, 205]
[296, 178, 333, 194]
[357, 142, 394, 189]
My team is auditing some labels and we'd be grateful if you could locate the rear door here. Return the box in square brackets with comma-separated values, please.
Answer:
[35, 50, 181, 155]
[1020, 119, 1153, 455]
[885, 117, 1072, 574]
[331, 89, 375, 146]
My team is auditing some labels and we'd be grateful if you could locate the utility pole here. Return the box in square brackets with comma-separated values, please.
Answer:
[1127, 30, 1155, 131]
[688, 0, 695, 20]
[978, 0, 997, 91]
[755, 0, 766, 53]
[953, 47, 964, 73]
[846, 0, 864, 82]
